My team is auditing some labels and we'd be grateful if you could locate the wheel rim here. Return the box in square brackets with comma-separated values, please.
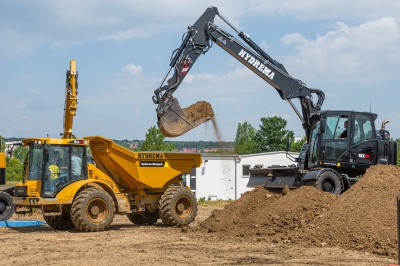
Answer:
[322, 179, 334, 192]
[0, 201, 5, 213]
[87, 198, 108, 223]
[175, 196, 192, 219]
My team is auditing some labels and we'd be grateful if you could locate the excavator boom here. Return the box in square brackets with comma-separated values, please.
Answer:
[63, 60, 78, 139]
[153, 7, 324, 138]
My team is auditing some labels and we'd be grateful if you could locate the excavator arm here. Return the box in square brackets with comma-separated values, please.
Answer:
[63, 60, 78, 139]
[153, 7, 324, 138]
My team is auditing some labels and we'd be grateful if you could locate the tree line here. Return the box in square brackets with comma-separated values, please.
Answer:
[2, 115, 400, 182]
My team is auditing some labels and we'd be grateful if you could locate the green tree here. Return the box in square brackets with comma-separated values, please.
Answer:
[290, 136, 307, 152]
[139, 126, 175, 151]
[255, 116, 295, 152]
[6, 157, 23, 181]
[234, 121, 257, 154]
[0, 135, 5, 152]
[12, 146, 28, 163]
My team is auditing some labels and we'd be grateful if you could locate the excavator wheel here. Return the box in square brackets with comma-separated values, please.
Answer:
[127, 213, 159, 225]
[158, 186, 197, 227]
[43, 213, 75, 230]
[71, 187, 115, 232]
[314, 171, 342, 195]
[0, 191, 14, 221]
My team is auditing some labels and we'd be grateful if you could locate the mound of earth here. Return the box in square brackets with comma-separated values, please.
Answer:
[195, 165, 400, 258]
[183, 101, 214, 122]
[292, 165, 399, 256]
[158, 99, 214, 137]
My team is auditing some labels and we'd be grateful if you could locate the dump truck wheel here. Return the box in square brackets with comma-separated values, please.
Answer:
[43, 214, 75, 230]
[0, 191, 14, 221]
[127, 213, 159, 225]
[71, 187, 115, 232]
[158, 187, 197, 227]
[315, 171, 342, 195]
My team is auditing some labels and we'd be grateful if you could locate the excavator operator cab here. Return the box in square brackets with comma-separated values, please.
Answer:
[307, 110, 392, 175]
[21, 139, 87, 198]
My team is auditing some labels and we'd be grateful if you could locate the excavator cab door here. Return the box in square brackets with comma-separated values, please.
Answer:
[307, 112, 351, 167]
[319, 113, 350, 162]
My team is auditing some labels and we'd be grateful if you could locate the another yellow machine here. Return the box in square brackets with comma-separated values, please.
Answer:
[0, 152, 5, 186]
[13, 60, 202, 232]
[0, 151, 15, 221]
[14, 136, 201, 232]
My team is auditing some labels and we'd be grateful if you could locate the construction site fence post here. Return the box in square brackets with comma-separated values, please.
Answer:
[397, 194, 400, 264]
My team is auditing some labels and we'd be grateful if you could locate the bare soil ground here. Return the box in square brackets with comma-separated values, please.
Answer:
[1, 165, 399, 265]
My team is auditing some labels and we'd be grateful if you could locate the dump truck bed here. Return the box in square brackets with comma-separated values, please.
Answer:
[85, 136, 202, 190]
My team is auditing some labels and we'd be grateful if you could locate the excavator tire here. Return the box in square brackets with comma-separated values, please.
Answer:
[158, 186, 197, 227]
[0, 191, 14, 221]
[314, 171, 342, 195]
[127, 213, 159, 225]
[43, 213, 75, 230]
[70, 187, 115, 232]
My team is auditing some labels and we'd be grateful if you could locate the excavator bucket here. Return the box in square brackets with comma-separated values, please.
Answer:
[157, 97, 214, 137]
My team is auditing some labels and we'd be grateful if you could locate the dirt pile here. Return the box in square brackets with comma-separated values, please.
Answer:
[183, 101, 214, 122]
[195, 165, 400, 258]
[158, 100, 214, 137]
[293, 165, 400, 256]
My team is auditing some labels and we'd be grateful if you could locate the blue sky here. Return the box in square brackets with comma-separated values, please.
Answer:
[1, 1, 399, 141]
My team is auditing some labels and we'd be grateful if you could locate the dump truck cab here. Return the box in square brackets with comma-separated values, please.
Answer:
[19, 138, 88, 199]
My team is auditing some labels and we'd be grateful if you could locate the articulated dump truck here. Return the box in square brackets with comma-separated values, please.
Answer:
[13, 136, 202, 232]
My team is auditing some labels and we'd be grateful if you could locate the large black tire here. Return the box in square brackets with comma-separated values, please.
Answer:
[0, 191, 14, 221]
[70, 187, 115, 232]
[314, 171, 342, 195]
[158, 186, 197, 227]
[127, 213, 159, 225]
[43, 213, 75, 230]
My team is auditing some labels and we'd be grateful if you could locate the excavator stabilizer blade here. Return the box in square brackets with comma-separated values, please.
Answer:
[157, 98, 214, 137]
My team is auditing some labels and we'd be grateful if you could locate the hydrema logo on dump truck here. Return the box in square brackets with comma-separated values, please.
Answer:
[138, 153, 165, 159]
[238, 49, 275, 80]
[140, 161, 165, 167]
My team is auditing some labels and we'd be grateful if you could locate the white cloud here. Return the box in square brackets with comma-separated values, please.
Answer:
[280, 17, 400, 83]
[1, 1, 399, 57]
[183, 74, 194, 83]
[121, 63, 143, 77]
[247, 1, 400, 21]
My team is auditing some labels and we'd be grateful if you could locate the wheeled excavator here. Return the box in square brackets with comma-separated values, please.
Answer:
[153, 6, 397, 194]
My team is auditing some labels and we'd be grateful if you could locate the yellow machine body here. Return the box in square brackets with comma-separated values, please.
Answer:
[0, 153, 5, 185]
[13, 136, 201, 215]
